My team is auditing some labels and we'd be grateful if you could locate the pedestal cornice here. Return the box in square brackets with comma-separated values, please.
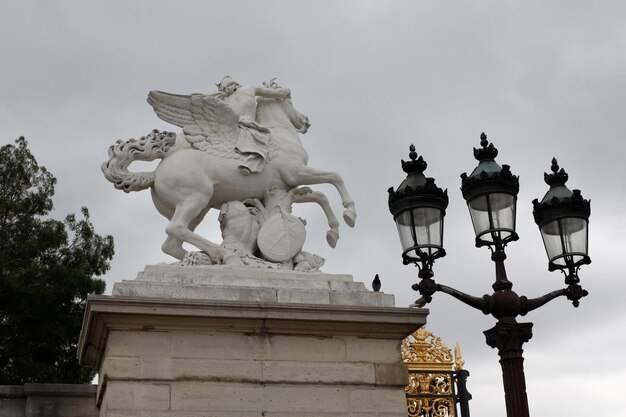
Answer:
[78, 295, 427, 370]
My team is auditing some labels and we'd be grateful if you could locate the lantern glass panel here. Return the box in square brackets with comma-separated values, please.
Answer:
[540, 217, 588, 266]
[396, 207, 443, 258]
[468, 192, 516, 242]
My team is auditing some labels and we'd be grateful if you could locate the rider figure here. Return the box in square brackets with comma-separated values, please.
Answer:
[215, 76, 291, 174]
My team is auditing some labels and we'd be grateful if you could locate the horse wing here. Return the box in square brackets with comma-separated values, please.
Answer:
[147, 91, 239, 144]
[147, 91, 196, 127]
[196, 95, 239, 140]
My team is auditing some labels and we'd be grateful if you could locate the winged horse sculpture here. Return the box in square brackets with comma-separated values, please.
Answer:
[102, 78, 356, 265]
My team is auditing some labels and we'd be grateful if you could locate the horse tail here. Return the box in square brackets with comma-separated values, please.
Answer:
[102, 129, 177, 193]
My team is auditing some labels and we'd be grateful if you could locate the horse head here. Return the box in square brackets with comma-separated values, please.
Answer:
[257, 98, 310, 134]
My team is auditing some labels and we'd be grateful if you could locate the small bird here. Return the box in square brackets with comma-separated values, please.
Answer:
[372, 274, 381, 292]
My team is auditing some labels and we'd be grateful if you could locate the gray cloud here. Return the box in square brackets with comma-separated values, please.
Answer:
[2, 1, 624, 415]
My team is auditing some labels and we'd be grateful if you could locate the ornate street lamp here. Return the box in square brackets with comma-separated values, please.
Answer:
[461, 133, 519, 252]
[388, 145, 448, 304]
[388, 134, 591, 417]
[388, 145, 448, 275]
[532, 158, 591, 306]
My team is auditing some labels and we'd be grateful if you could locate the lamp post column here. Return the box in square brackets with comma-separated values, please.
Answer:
[388, 140, 591, 417]
[484, 321, 533, 417]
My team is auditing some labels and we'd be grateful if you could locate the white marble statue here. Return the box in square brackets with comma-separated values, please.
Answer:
[102, 77, 356, 269]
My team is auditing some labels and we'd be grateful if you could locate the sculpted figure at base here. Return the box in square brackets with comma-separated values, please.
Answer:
[179, 190, 326, 272]
[102, 77, 356, 270]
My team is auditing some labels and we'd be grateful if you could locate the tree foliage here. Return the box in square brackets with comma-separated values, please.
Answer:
[0, 137, 114, 384]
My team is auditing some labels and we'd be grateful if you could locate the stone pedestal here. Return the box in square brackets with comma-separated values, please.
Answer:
[78, 265, 427, 416]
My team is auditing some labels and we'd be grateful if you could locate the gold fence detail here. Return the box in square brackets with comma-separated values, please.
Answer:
[402, 327, 465, 417]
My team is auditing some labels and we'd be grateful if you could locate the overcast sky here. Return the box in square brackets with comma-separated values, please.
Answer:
[2, 1, 626, 415]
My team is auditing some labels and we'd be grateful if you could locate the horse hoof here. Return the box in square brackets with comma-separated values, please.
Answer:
[326, 230, 339, 248]
[343, 209, 356, 228]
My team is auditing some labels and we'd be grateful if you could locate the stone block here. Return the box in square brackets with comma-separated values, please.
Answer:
[140, 357, 173, 380]
[262, 361, 374, 384]
[0, 399, 26, 417]
[141, 358, 262, 382]
[263, 414, 375, 417]
[176, 286, 278, 302]
[105, 331, 172, 358]
[348, 387, 407, 413]
[139, 264, 353, 283]
[345, 336, 402, 363]
[251, 334, 271, 360]
[170, 382, 261, 411]
[113, 282, 279, 303]
[107, 412, 262, 417]
[0, 386, 25, 417]
[112, 265, 399, 308]
[329, 280, 367, 291]
[329, 292, 384, 306]
[268, 335, 346, 362]
[0, 384, 99, 417]
[276, 288, 330, 304]
[104, 382, 170, 411]
[374, 363, 409, 386]
[0, 385, 100, 417]
[262, 385, 349, 413]
[382, 294, 396, 307]
[101, 357, 141, 379]
[171, 332, 256, 359]
[173, 275, 332, 290]
[345, 337, 402, 364]
[131, 265, 358, 293]
[25, 396, 98, 417]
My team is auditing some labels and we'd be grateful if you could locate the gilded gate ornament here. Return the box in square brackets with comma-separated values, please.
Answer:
[401, 327, 466, 417]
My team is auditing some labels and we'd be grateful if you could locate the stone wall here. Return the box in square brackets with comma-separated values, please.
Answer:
[0, 384, 97, 417]
[99, 329, 409, 416]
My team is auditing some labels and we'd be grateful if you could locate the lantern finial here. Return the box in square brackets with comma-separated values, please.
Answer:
[473, 132, 499, 163]
[543, 157, 569, 187]
[402, 144, 428, 175]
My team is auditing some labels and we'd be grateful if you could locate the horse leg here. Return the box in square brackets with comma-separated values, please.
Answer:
[165, 195, 224, 263]
[159, 235, 185, 260]
[152, 187, 211, 260]
[161, 207, 210, 259]
[292, 189, 340, 248]
[152, 188, 187, 260]
[281, 166, 357, 227]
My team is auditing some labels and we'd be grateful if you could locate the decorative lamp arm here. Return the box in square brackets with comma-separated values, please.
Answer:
[521, 283, 589, 314]
[520, 289, 566, 315]
[410, 277, 492, 313]
[437, 284, 492, 314]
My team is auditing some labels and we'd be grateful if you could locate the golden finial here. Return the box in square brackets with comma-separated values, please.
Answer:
[454, 342, 465, 370]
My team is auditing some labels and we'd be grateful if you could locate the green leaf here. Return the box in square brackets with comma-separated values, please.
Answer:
[0, 137, 114, 384]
